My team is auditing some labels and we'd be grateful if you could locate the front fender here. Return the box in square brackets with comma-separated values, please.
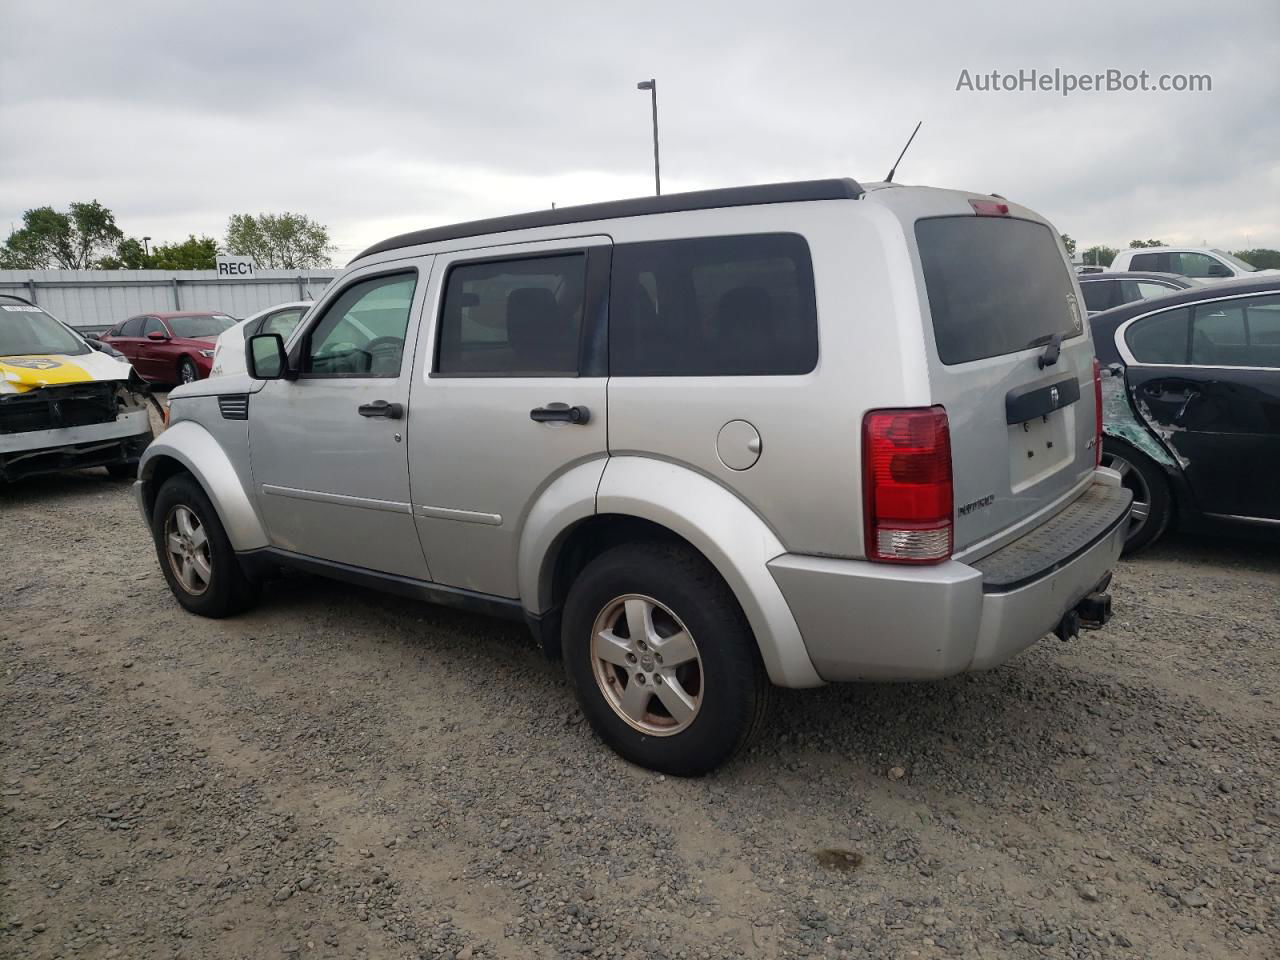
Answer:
[596, 457, 822, 689]
[136, 420, 268, 551]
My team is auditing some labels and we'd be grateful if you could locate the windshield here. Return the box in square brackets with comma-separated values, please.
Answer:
[169, 314, 236, 338]
[0, 302, 90, 357]
[1211, 249, 1259, 273]
[916, 216, 1083, 365]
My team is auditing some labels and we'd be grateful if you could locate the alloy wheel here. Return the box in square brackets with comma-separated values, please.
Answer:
[180, 361, 197, 384]
[164, 504, 212, 595]
[590, 594, 703, 736]
[1103, 451, 1151, 539]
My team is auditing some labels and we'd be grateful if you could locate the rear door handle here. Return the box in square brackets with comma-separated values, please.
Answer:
[530, 403, 590, 424]
[358, 400, 403, 419]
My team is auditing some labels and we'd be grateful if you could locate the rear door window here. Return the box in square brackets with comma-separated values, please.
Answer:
[1125, 307, 1189, 364]
[1128, 252, 1163, 271]
[609, 233, 817, 376]
[435, 254, 586, 376]
[1081, 280, 1117, 312]
[1128, 280, 1180, 301]
[915, 216, 1082, 365]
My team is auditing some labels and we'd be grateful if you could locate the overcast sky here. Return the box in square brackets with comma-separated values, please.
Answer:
[3, 0, 1277, 263]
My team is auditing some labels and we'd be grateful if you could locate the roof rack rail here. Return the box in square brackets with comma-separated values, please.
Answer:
[352, 177, 864, 263]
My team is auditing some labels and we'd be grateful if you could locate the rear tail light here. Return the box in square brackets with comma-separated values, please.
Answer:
[1092, 357, 1103, 468]
[862, 407, 953, 564]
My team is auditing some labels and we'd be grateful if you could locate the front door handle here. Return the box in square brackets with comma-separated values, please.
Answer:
[530, 403, 590, 424]
[358, 400, 403, 419]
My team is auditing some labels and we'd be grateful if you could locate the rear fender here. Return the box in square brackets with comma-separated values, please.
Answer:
[136, 419, 268, 550]
[1102, 375, 1179, 469]
[594, 456, 822, 688]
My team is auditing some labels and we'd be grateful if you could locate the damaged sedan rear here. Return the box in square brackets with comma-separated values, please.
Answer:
[1, 295, 154, 482]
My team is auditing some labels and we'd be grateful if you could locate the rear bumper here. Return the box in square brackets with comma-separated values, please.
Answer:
[767, 477, 1132, 682]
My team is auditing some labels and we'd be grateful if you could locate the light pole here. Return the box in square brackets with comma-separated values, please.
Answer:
[142, 236, 151, 258]
[636, 78, 661, 196]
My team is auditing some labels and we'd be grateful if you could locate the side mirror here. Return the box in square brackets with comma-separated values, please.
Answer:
[146, 330, 168, 341]
[247, 333, 290, 380]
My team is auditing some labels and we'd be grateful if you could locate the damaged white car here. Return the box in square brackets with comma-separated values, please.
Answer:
[1, 295, 154, 482]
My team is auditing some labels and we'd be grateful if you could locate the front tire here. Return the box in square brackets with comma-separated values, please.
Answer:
[561, 542, 771, 776]
[1102, 439, 1172, 554]
[151, 472, 258, 617]
[178, 358, 199, 384]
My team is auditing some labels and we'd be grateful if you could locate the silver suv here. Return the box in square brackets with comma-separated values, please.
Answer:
[137, 179, 1131, 775]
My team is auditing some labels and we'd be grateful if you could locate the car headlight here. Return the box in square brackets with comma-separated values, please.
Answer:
[199, 349, 215, 358]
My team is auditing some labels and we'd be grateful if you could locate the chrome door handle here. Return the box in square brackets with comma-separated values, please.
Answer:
[530, 403, 590, 424]
[357, 400, 403, 419]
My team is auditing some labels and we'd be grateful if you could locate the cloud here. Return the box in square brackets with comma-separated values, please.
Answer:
[2, 0, 1277, 260]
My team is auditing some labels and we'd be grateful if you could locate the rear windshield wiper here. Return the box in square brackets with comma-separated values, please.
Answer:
[1035, 333, 1065, 369]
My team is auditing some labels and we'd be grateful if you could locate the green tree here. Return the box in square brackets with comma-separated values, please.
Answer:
[1128, 239, 1166, 249]
[224, 212, 334, 269]
[151, 235, 218, 270]
[1060, 234, 1076, 258]
[100, 235, 218, 270]
[1231, 248, 1280, 271]
[1082, 245, 1118, 267]
[98, 237, 151, 270]
[0, 200, 123, 269]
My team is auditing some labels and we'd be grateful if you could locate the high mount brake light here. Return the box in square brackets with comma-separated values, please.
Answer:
[862, 407, 953, 564]
[969, 199, 1010, 216]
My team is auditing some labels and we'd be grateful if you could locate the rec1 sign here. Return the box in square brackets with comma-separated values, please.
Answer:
[215, 256, 256, 278]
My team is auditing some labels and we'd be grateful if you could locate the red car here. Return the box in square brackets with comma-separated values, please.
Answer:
[100, 311, 237, 384]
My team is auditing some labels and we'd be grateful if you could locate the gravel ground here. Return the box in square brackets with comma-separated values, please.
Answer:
[2, 471, 1277, 960]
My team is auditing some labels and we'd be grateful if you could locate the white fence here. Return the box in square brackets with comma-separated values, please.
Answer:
[0, 268, 341, 332]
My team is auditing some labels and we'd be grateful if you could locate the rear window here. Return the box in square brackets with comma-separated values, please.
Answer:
[916, 217, 1082, 365]
[609, 233, 817, 376]
[169, 314, 235, 338]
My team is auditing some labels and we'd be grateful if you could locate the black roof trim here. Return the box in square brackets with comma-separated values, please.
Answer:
[352, 178, 864, 263]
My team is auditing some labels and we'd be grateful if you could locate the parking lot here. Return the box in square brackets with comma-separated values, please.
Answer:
[1, 472, 1277, 960]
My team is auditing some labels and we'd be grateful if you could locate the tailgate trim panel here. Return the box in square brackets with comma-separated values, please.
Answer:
[1005, 375, 1080, 424]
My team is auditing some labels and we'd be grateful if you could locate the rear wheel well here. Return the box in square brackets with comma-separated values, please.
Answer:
[536, 514, 721, 659]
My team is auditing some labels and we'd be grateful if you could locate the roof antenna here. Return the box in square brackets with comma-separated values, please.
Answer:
[884, 121, 922, 183]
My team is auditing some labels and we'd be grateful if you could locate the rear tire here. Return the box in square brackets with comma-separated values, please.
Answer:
[561, 542, 771, 776]
[1103, 439, 1172, 554]
[152, 472, 258, 617]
